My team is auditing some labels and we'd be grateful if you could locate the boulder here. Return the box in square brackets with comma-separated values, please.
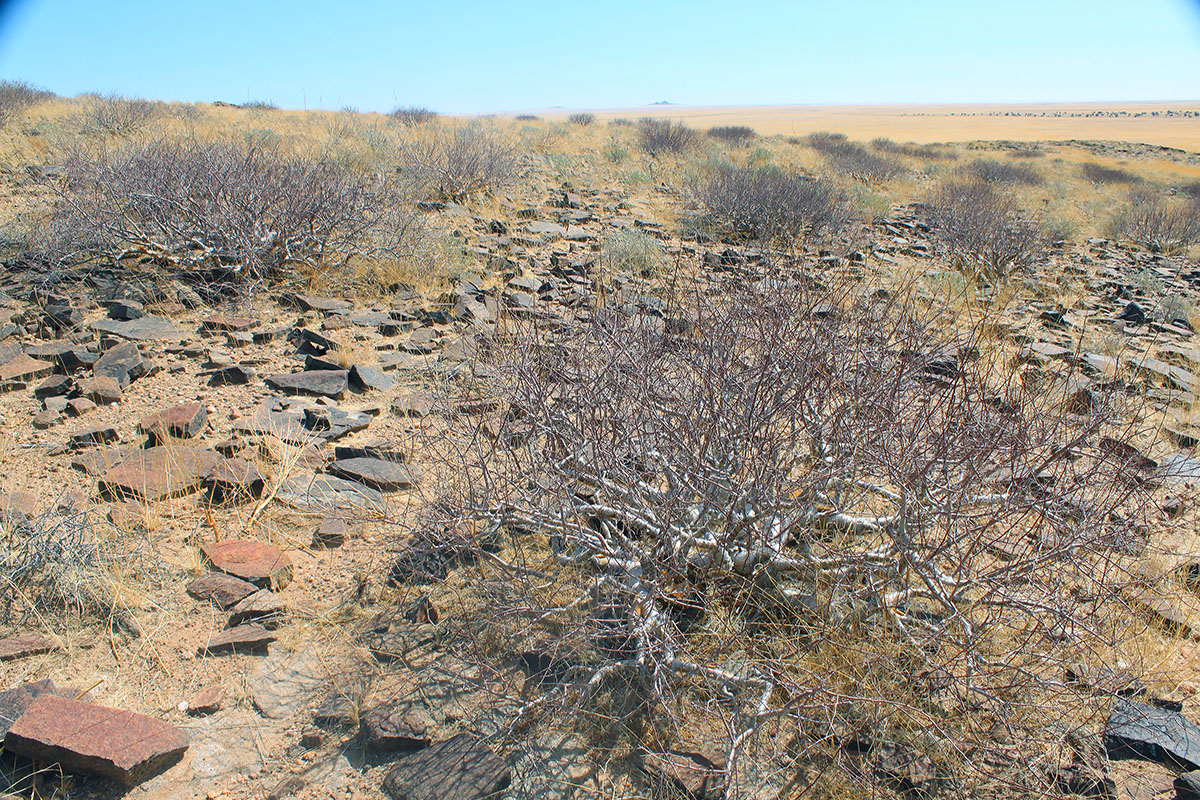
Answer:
[201, 539, 293, 588]
[381, 734, 510, 800]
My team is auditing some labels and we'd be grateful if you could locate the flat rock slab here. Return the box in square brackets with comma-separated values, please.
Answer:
[362, 707, 430, 752]
[276, 472, 386, 513]
[327, 457, 418, 491]
[1159, 454, 1200, 484]
[93, 341, 150, 387]
[200, 623, 276, 655]
[5, 694, 189, 786]
[265, 370, 349, 398]
[139, 402, 208, 440]
[1106, 697, 1200, 771]
[639, 750, 726, 799]
[203, 457, 264, 504]
[233, 398, 370, 445]
[71, 445, 135, 476]
[186, 685, 226, 716]
[201, 540, 292, 588]
[228, 590, 285, 627]
[90, 316, 188, 342]
[0, 633, 58, 661]
[98, 446, 223, 501]
[249, 648, 328, 720]
[0, 354, 53, 390]
[186, 572, 260, 609]
[382, 734, 511, 800]
[0, 679, 58, 739]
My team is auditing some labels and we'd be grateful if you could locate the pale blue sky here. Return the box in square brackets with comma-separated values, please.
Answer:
[1, 0, 1198, 113]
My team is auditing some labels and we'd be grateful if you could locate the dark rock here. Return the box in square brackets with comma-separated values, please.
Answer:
[79, 376, 122, 405]
[327, 457, 418, 491]
[90, 315, 188, 342]
[208, 364, 257, 386]
[139, 402, 208, 441]
[67, 396, 96, 416]
[33, 374, 73, 399]
[98, 446, 223, 501]
[0, 354, 53, 391]
[361, 707, 430, 752]
[312, 517, 353, 548]
[381, 734, 510, 800]
[186, 572, 260, 609]
[1118, 301, 1147, 325]
[69, 424, 119, 448]
[227, 590, 285, 627]
[638, 750, 726, 800]
[199, 623, 276, 655]
[276, 472, 386, 513]
[200, 315, 256, 333]
[350, 363, 395, 392]
[1106, 697, 1200, 770]
[265, 370, 349, 398]
[202, 539, 293, 588]
[4, 694, 189, 786]
[25, 342, 99, 372]
[202, 458, 265, 504]
[107, 300, 145, 320]
[93, 341, 149, 387]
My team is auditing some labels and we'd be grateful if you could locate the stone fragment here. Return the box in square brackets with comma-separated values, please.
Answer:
[0, 633, 58, 661]
[186, 572, 260, 609]
[1106, 697, 1200, 771]
[69, 424, 119, 448]
[93, 341, 149, 387]
[638, 750, 726, 800]
[186, 685, 225, 715]
[107, 300, 144, 320]
[227, 590, 285, 627]
[265, 370, 349, 398]
[201, 539, 293, 588]
[139, 402, 208, 440]
[202, 458, 264, 504]
[327, 457, 418, 491]
[276, 472, 386, 513]
[199, 623, 276, 655]
[312, 517, 353, 548]
[249, 648, 327, 719]
[66, 397, 96, 416]
[32, 408, 60, 429]
[90, 315, 187, 342]
[349, 363, 395, 392]
[361, 707, 431, 752]
[79, 376, 122, 404]
[33, 374, 73, 398]
[4, 694, 189, 786]
[0, 679, 57, 739]
[98, 446, 223, 501]
[381, 734, 511, 800]
[200, 315, 256, 333]
[208, 364, 257, 386]
[0, 354, 53, 390]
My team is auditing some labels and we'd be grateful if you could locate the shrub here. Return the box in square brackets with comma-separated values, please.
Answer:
[567, 112, 596, 126]
[423, 277, 1145, 793]
[636, 117, 699, 154]
[1109, 191, 1200, 254]
[1178, 180, 1200, 199]
[1010, 148, 1045, 159]
[962, 158, 1044, 185]
[30, 138, 425, 286]
[602, 228, 664, 276]
[706, 125, 756, 145]
[83, 93, 162, 135]
[925, 180, 1046, 278]
[601, 142, 627, 163]
[808, 131, 903, 182]
[401, 124, 520, 200]
[0, 80, 54, 125]
[514, 114, 540, 121]
[608, 117, 634, 127]
[1081, 162, 1142, 184]
[870, 136, 957, 161]
[689, 163, 856, 243]
[241, 99, 278, 111]
[390, 105, 438, 126]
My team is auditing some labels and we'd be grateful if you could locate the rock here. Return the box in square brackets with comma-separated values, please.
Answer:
[32, 408, 60, 429]
[78, 376, 122, 405]
[327, 457, 419, 491]
[4, 694, 189, 786]
[381, 734, 511, 800]
[25, 341, 98, 371]
[98, 446, 223, 501]
[1106, 697, 1200, 771]
[227, 589, 285, 627]
[312, 517, 353, 548]
[67, 396, 96, 416]
[249, 648, 328, 719]
[202, 458, 265, 504]
[200, 315, 256, 333]
[107, 299, 145, 320]
[208, 364, 257, 386]
[33, 374, 73, 399]
[1160, 454, 1200, 484]
[265, 370, 349, 398]
[69, 424, 119, 448]
[186, 572, 260, 609]
[638, 750, 726, 799]
[202, 540, 293, 588]
[1119, 301, 1147, 325]
[293, 295, 352, 313]
[361, 707, 430, 752]
[1177, 770, 1200, 799]
[392, 392, 435, 418]
[93, 341, 149, 387]
[90, 315, 187, 342]
[200, 623, 277, 655]
[0, 354, 53, 391]
[0, 633, 58, 661]
[276, 472, 386, 513]
[0, 491, 36, 524]
[139, 402, 208, 441]
[71, 445, 133, 475]
[0, 679, 57, 739]
[350, 363, 396, 392]
[186, 685, 225, 716]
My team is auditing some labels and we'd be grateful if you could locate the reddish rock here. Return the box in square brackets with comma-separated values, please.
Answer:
[185, 572, 260, 608]
[227, 590, 285, 627]
[0, 633, 58, 661]
[4, 694, 189, 786]
[201, 539, 293, 588]
[67, 397, 97, 416]
[202, 458, 264, 504]
[78, 376, 122, 405]
[200, 623, 276, 654]
[200, 315, 257, 333]
[98, 446, 223, 501]
[0, 354, 54, 391]
[32, 409, 61, 429]
[0, 679, 58, 738]
[139, 402, 208, 441]
[186, 685, 225, 715]
[0, 491, 37, 524]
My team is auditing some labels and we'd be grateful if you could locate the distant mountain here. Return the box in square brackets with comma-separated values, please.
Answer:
[650, 100, 674, 105]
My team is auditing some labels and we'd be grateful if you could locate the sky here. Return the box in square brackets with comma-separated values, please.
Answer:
[0, 0, 1198, 114]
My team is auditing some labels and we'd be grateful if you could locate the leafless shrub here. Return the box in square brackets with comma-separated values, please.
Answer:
[400, 124, 521, 200]
[421, 277, 1146, 795]
[870, 137, 958, 161]
[515, 114, 540, 121]
[707, 125, 756, 145]
[1109, 190, 1200, 254]
[962, 158, 1044, 185]
[688, 163, 856, 243]
[568, 112, 596, 126]
[390, 105, 438, 126]
[925, 180, 1046, 278]
[83, 93, 162, 135]
[636, 118, 699, 154]
[241, 99, 278, 111]
[1081, 162, 1142, 185]
[608, 117, 634, 127]
[1010, 148, 1045, 159]
[29, 138, 425, 286]
[809, 131, 904, 182]
[0, 79, 54, 125]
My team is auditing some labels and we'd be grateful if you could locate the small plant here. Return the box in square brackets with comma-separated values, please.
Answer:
[608, 117, 634, 127]
[602, 228, 665, 276]
[567, 112, 596, 126]
[689, 163, 856, 243]
[241, 99, 278, 111]
[1081, 162, 1142, 184]
[962, 158, 1044, 185]
[514, 114, 540, 121]
[1109, 190, 1200, 254]
[601, 142, 628, 163]
[871, 136, 958, 160]
[0, 79, 54, 125]
[401, 124, 521, 200]
[925, 179, 1046, 279]
[707, 125, 755, 145]
[636, 117, 699, 154]
[83, 93, 162, 136]
[809, 131, 903, 182]
[390, 105, 438, 126]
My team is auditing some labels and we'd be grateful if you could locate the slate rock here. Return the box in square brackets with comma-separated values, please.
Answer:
[327, 457, 418, 491]
[24, 341, 98, 371]
[93, 341, 149, 387]
[200, 623, 276, 655]
[0, 679, 57, 739]
[312, 517, 353, 548]
[227, 589, 285, 627]
[4, 694, 189, 786]
[186, 572, 260, 609]
[139, 402, 208, 441]
[381, 734, 511, 800]
[79, 376, 122, 405]
[202, 458, 265, 504]
[1106, 697, 1200, 771]
[0, 633, 58, 662]
[107, 300, 144, 320]
[90, 315, 187, 342]
[361, 706, 431, 752]
[200, 315, 256, 333]
[0, 354, 53, 391]
[69, 424, 119, 448]
[98, 446, 223, 501]
[265, 370, 349, 398]
[350, 363, 395, 392]
[249, 648, 327, 720]
[208, 364, 257, 386]
[202, 539, 293, 588]
[33, 374, 73, 399]
[276, 472, 386, 513]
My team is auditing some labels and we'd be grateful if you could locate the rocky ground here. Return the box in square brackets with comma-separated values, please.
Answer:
[3, 152, 1200, 800]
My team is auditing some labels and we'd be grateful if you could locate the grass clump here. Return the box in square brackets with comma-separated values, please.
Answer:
[602, 228, 665, 276]
[82, 93, 162, 136]
[809, 131, 904, 183]
[241, 99, 278, 111]
[1109, 190, 1200, 254]
[871, 137, 958, 161]
[706, 125, 756, 145]
[636, 117, 699, 154]
[0, 80, 54, 126]
[962, 158, 1044, 185]
[1081, 162, 1142, 184]
[401, 124, 521, 200]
